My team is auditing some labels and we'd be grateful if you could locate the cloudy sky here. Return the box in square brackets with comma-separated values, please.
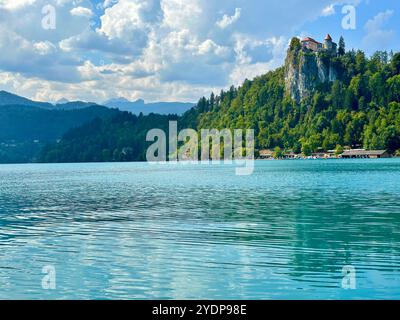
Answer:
[0, 0, 399, 103]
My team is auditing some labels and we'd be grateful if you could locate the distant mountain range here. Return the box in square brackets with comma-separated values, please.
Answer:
[103, 98, 194, 115]
[0, 90, 195, 163]
[0, 90, 99, 110]
[0, 90, 53, 109]
[0, 90, 195, 115]
[0, 90, 121, 163]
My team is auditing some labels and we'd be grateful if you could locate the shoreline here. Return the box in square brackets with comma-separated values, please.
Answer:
[1, 157, 400, 166]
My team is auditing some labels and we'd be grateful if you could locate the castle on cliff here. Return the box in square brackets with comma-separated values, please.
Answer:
[284, 34, 340, 103]
[301, 34, 337, 55]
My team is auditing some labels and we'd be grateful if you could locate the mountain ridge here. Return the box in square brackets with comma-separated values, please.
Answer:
[0, 90, 102, 110]
[103, 98, 195, 115]
[0, 90, 53, 109]
[0, 90, 195, 115]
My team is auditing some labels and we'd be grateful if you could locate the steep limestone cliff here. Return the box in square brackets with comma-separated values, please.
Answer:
[284, 38, 338, 103]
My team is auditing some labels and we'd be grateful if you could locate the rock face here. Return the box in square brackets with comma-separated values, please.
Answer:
[284, 39, 338, 103]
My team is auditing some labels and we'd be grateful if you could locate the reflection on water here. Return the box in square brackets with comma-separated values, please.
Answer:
[0, 160, 399, 299]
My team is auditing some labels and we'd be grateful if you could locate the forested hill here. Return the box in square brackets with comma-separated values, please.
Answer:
[40, 113, 178, 163]
[182, 39, 400, 154]
[0, 105, 119, 163]
[40, 38, 400, 163]
[0, 105, 118, 142]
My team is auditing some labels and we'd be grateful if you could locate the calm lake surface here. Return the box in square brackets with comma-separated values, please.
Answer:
[0, 159, 399, 299]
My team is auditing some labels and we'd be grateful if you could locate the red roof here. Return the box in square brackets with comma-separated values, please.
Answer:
[325, 34, 332, 41]
[301, 37, 321, 44]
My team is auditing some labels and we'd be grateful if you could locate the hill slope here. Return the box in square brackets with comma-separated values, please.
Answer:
[183, 40, 400, 154]
[0, 90, 53, 108]
[40, 40, 400, 162]
[40, 112, 178, 163]
[0, 105, 119, 163]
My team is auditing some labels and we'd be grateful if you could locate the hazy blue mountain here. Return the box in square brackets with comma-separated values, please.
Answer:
[0, 105, 119, 142]
[103, 97, 194, 115]
[54, 101, 100, 110]
[0, 91, 102, 110]
[56, 98, 69, 104]
[0, 90, 53, 108]
[0, 104, 120, 163]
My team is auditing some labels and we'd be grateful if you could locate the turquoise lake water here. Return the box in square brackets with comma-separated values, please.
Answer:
[0, 159, 399, 299]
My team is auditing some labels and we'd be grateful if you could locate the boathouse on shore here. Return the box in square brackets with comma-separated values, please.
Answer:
[259, 149, 274, 159]
[341, 149, 390, 159]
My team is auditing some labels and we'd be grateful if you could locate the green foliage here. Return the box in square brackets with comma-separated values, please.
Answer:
[41, 47, 400, 163]
[301, 142, 313, 156]
[335, 145, 344, 156]
[0, 105, 118, 163]
[40, 112, 179, 163]
[273, 146, 283, 159]
[182, 48, 400, 155]
[338, 36, 345, 56]
[289, 37, 302, 52]
[0, 105, 117, 142]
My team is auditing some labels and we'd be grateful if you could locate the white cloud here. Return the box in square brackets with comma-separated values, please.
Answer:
[198, 39, 229, 57]
[161, 0, 202, 31]
[0, 26, 81, 82]
[33, 41, 56, 55]
[365, 10, 394, 33]
[70, 6, 94, 18]
[0, 0, 36, 10]
[321, 4, 335, 16]
[102, 0, 116, 9]
[230, 35, 286, 85]
[99, 0, 162, 40]
[0, 0, 377, 103]
[216, 8, 242, 29]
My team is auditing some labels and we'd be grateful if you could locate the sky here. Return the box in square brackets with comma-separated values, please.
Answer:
[0, 0, 399, 103]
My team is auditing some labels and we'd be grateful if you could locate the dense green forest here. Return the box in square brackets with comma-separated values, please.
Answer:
[182, 42, 400, 155]
[0, 105, 118, 142]
[40, 113, 178, 162]
[40, 39, 400, 162]
[0, 105, 119, 163]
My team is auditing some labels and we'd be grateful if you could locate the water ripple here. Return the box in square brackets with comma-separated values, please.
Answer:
[0, 160, 400, 299]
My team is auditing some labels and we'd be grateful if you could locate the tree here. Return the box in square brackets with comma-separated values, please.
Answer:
[344, 89, 356, 110]
[387, 75, 400, 102]
[273, 146, 284, 159]
[289, 37, 301, 51]
[338, 36, 346, 56]
[390, 53, 400, 76]
[355, 50, 366, 74]
[312, 92, 325, 113]
[335, 145, 344, 156]
[210, 92, 215, 110]
[301, 142, 312, 156]
[331, 81, 343, 109]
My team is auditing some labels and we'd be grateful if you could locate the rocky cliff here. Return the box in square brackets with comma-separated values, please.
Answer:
[284, 38, 338, 103]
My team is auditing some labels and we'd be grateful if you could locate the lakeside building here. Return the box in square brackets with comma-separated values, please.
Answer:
[258, 148, 391, 160]
[326, 150, 337, 158]
[341, 149, 390, 159]
[283, 151, 298, 159]
[312, 152, 331, 159]
[259, 149, 274, 159]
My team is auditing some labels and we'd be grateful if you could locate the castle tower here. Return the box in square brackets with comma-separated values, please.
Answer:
[324, 34, 337, 54]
